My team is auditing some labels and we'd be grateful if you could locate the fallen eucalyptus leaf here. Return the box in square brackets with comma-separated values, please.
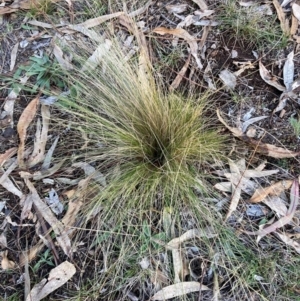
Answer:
[250, 180, 293, 203]
[283, 51, 294, 90]
[259, 61, 285, 91]
[1, 250, 16, 270]
[292, 3, 300, 22]
[26, 261, 76, 301]
[245, 179, 299, 241]
[152, 282, 210, 300]
[17, 95, 40, 169]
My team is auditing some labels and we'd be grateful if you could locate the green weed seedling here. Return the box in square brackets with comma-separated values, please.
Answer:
[32, 248, 55, 273]
[290, 117, 300, 137]
[13, 55, 65, 92]
[139, 220, 167, 253]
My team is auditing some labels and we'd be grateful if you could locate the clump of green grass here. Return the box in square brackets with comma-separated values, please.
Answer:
[55, 39, 292, 300]
[218, 0, 289, 49]
[60, 41, 225, 214]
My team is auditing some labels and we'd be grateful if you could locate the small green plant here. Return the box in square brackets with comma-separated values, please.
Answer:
[27, 0, 55, 16]
[139, 220, 166, 253]
[290, 117, 300, 137]
[32, 248, 55, 273]
[13, 55, 65, 92]
[218, 0, 288, 49]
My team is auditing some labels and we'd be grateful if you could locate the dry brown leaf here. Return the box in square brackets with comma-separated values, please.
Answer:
[273, 0, 290, 34]
[226, 185, 241, 221]
[10, 43, 18, 71]
[21, 174, 71, 257]
[81, 39, 112, 71]
[292, 3, 300, 22]
[65, 25, 102, 42]
[245, 179, 299, 241]
[0, 159, 23, 198]
[25, 261, 76, 301]
[152, 282, 210, 300]
[199, 26, 210, 51]
[166, 4, 187, 14]
[153, 27, 203, 69]
[27, 104, 50, 167]
[275, 232, 300, 254]
[62, 199, 83, 232]
[17, 95, 40, 169]
[167, 228, 216, 250]
[263, 196, 288, 217]
[291, 14, 298, 36]
[4, 76, 28, 125]
[172, 249, 184, 283]
[217, 109, 300, 158]
[192, 0, 208, 10]
[0, 0, 60, 14]
[19, 242, 44, 267]
[0, 232, 7, 248]
[0, 147, 17, 166]
[246, 139, 300, 158]
[169, 55, 191, 91]
[283, 51, 294, 90]
[250, 180, 293, 203]
[119, 14, 153, 88]
[33, 160, 66, 180]
[53, 44, 73, 70]
[216, 109, 243, 137]
[1, 250, 16, 269]
[21, 194, 34, 220]
[259, 61, 285, 91]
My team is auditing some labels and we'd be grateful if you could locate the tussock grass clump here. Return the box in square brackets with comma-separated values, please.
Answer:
[218, 0, 288, 50]
[61, 42, 225, 212]
[58, 40, 272, 301]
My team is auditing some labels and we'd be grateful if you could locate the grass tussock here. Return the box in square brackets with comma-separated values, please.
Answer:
[56, 39, 276, 301]
[60, 41, 225, 213]
[218, 0, 289, 50]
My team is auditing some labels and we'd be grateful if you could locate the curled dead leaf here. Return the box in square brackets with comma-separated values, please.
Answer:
[1, 250, 16, 270]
